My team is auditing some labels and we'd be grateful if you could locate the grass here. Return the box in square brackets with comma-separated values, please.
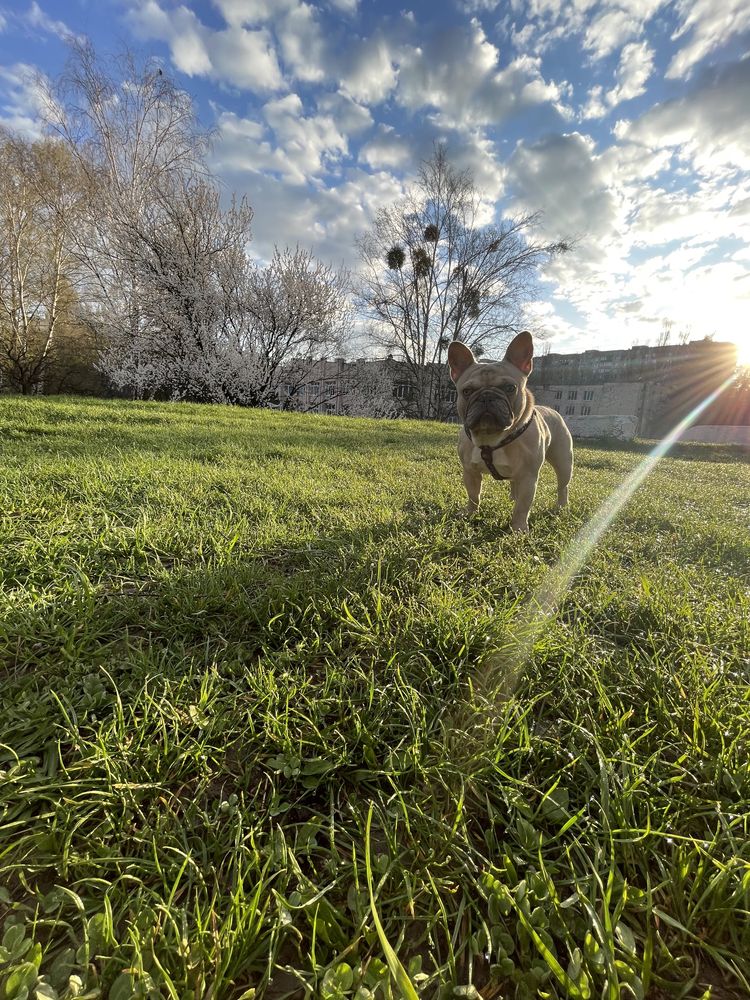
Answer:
[0, 394, 748, 1000]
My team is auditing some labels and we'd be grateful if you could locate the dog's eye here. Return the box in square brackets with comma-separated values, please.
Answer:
[504, 384, 517, 393]
[463, 387, 475, 395]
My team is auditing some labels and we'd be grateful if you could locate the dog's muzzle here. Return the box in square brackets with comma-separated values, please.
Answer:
[463, 388, 514, 432]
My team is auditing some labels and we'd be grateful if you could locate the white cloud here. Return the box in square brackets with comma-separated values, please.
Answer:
[214, 162, 403, 268]
[356, 120, 505, 205]
[210, 0, 297, 26]
[607, 41, 654, 106]
[359, 125, 411, 170]
[0, 62, 47, 137]
[27, 1, 80, 41]
[508, 132, 620, 252]
[667, 0, 750, 79]
[581, 84, 608, 119]
[212, 95, 348, 185]
[127, 1, 284, 92]
[583, 39, 654, 117]
[583, 8, 641, 59]
[396, 20, 569, 127]
[315, 91, 372, 136]
[507, 0, 666, 63]
[621, 57, 750, 174]
[338, 34, 399, 104]
[276, 2, 328, 83]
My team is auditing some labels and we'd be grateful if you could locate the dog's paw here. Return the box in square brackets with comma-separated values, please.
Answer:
[510, 521, 529, 533]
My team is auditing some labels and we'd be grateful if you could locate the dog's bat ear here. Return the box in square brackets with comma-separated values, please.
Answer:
[447, 341, 475, 383]
[504, 331, 534, 375]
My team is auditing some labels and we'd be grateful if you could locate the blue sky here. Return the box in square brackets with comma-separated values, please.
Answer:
[0, 0, 748, 361]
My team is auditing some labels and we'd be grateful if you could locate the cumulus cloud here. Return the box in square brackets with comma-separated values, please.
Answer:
[508, 132, 619, 250]
[359, 125, 412, 171]
[619, 57, 750, 174]
[212, 95, 349, 185]
[667, 0, 750, 79]
[583, 7, 641, 59]
[215, 163, 403, 268]
[127, 0, 285, 91]
[608, 41, 654, 105]
[0, 62, 47, 137]
[326, 0, 358, 12]
[210, 0, 297, 26]
[505, 0, 664, 60]
[275, 2, 328, 83]
[395, 19, 569, 127]
[358, 120, 505, 205]
[338, 34, 399, 104]
[582, 40, 655, 117]
[315, 91, 372, 136]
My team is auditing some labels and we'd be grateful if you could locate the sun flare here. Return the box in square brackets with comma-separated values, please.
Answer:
[734, 336, 750, 368]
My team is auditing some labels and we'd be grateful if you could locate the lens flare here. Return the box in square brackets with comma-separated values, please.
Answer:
[477, 372, 737, 700]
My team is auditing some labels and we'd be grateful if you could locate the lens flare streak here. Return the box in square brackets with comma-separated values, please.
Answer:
[482, 373, 737, 692]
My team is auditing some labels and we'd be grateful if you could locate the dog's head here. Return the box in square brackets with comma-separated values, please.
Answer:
[447, 332, 534, 445]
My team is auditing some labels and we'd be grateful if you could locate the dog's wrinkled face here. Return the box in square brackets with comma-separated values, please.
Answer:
[448, 332, 534, 445]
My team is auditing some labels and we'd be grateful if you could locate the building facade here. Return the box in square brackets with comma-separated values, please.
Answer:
[282, 340, 743, 442]
[529, 340, 738, 439]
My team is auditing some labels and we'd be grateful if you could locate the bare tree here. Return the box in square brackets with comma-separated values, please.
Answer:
[236, 247, 352, 408]
[657, 318, 673, 347]
[0, 131, 90, 393]
[341, 358, 400, 418]
[355, 146, 569, 418]
[39, 42, 211, 351]
[99, 175, 253, 401]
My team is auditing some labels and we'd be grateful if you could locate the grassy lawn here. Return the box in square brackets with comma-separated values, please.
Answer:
[1, 395, 748, 1000]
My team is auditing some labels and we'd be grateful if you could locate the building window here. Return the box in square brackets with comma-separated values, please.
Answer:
[581, 405, 591, 416]
[555, 390, 562, 399]
[309, 382, 321, 395]
[325, 381, 336, 397]
[326, 403, 336, 415]
[568, 390, 578, 400]
[565, 405, 576, 415]
[583, 389, 594, 400]
[394, 383, 411, 399]
[441, 388, 457, 402]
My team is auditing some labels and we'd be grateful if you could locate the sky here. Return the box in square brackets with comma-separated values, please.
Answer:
[0, 0, 748, 362]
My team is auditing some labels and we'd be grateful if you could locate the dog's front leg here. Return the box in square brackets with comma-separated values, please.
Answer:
[462, 465, 483, 514]
[510, 473, 539, 532]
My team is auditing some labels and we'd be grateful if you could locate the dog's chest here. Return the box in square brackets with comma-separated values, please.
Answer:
[471, 446, 514, 477]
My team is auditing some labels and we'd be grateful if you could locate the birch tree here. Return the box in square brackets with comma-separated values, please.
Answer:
[0, 132, 89, 393]
[39, 42, 211, 352]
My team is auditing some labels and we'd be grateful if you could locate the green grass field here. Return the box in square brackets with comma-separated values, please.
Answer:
[1, 395, 748, 1000]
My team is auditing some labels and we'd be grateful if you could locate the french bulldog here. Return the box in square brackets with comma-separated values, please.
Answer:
[447, 331, 573, 532]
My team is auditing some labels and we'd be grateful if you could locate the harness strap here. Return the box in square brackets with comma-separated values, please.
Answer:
[467, 410, 537, 480]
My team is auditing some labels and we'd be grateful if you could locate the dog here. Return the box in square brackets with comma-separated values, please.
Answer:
[447, 331, 573, 532]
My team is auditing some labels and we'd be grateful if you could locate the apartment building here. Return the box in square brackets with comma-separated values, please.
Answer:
[281, 339, 743, 442]
[529, 339, 738, 438]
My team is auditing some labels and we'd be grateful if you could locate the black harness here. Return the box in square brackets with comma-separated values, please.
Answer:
[465, 410, 537, 480]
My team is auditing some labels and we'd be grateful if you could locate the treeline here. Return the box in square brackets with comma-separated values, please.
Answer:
[0, 43, 567, 418]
